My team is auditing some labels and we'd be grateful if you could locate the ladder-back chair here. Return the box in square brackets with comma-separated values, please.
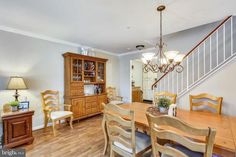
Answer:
[41, 90, 73, 136]
[146, 113, 216, 157]
[104, 103, 151, 157]
[189, 93, 223, 114]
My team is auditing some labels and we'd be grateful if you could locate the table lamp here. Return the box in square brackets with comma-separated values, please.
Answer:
[7, 76, 28, 101]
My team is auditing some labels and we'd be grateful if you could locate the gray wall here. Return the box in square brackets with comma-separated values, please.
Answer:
[0, 30, 119, 130]
[119, 21, 219, 102]
[0, 30, 77, 129]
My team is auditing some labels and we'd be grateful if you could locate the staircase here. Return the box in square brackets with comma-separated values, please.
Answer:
[152, 16, 236, 99]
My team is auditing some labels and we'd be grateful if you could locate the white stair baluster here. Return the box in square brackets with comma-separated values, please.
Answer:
[210, 36, 212, 70]
[217, 30, 219, 66]
[223, 24, 226, 61]
[203, 41, 206, 75]
[198, 47, 200, 80]
[231, 17, 233, 56]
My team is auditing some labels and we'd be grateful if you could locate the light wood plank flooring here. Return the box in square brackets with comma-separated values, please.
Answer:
[21, 115, 108, 157]
[21, 115, 151, 157]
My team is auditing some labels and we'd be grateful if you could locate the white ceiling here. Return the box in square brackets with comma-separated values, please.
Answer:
[0, 0, 235, 54]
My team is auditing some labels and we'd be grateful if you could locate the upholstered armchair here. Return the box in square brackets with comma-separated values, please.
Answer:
[41, 90, 73, 136]
[106, 87, 123, 105]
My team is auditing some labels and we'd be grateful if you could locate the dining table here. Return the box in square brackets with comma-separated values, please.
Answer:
[116, 102, 236, 157]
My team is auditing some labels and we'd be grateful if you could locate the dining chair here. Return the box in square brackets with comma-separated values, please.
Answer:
[106, 87, 123, 105]
[41, 90, 73, 136]
[146, 113, 216, 157]
[102, 103, 109, 155]
[189, 93, 223, 114]
[104, 103, 151, 157]
[153, 91, 177, 105]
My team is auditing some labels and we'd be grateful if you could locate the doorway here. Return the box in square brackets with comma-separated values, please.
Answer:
[131, 59, 160, 103]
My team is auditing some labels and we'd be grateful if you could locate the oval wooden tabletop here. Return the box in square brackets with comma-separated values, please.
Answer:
[120, 102, 236, 154]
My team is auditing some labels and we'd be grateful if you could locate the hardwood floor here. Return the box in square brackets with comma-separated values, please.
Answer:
[21, 115, 108, 157]
[20, 115, 151, 157]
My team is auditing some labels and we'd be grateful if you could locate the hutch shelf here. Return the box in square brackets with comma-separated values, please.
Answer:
[63, 52, 108, 120]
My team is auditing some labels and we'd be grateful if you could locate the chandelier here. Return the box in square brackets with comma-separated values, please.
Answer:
[142, 5, 184, 73]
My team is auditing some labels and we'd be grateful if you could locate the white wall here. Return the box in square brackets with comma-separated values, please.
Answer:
[131, 60, 143, 88]
[178, 58, 236, 116]
[0, 30, 119, 130]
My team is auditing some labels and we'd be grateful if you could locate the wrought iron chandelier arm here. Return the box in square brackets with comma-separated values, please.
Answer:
[175, 63, 184, 73]
[150, 64, 159, 73]
[143, 63, 149, 73]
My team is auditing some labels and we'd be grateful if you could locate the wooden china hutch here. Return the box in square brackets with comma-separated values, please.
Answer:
[63, 52, 108, 120]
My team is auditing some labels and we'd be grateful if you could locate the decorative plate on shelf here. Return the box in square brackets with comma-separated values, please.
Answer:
[89, 62, 95, 70]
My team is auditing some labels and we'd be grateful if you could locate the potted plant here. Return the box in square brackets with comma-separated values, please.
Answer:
[157, 97, 171, 113]
[9, 101, 19, 112]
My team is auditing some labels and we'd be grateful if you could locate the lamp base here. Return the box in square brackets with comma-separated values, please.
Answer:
[13, 89, 20, 101]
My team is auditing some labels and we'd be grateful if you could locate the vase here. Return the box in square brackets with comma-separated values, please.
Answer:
[11, 106, 18, 112]
[159, 107, 168, 113]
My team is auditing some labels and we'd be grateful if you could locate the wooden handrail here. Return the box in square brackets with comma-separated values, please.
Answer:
[151, 15, 232, 90]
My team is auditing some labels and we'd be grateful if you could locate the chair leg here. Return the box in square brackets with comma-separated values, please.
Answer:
[44, 115, 48, 131]
[52, 120, 56, 136]
[102, 118, 108, 155]
[110, 148, 114, 157]
[70, 115, 73, 129]
[154, 150, 158, 157]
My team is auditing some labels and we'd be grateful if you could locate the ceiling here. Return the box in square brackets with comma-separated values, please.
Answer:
[0, 0, 235, 54]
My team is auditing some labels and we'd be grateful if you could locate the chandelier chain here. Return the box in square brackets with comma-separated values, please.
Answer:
[141, 5, 184, 74]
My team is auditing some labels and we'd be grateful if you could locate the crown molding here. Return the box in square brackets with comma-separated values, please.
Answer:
[118, 47, 155, 57]
[0, 25, 156, 57]
[0, 25, 118, 56]
[0, 25, 82, 47]
[92, 48, 119, 56]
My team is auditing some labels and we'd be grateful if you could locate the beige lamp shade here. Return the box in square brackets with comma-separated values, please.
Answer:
[7, 76, 28, 90]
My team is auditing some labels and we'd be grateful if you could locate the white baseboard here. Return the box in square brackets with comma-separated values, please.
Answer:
[32, 125, 45, 131]
[33, 123, 52, 131]
[32, 120, 66, 131]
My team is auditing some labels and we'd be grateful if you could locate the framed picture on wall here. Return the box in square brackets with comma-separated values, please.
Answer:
[18, 101, 30, 109]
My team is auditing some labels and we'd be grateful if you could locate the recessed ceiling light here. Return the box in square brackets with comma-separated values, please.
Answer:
[127, 48, 131, 50]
